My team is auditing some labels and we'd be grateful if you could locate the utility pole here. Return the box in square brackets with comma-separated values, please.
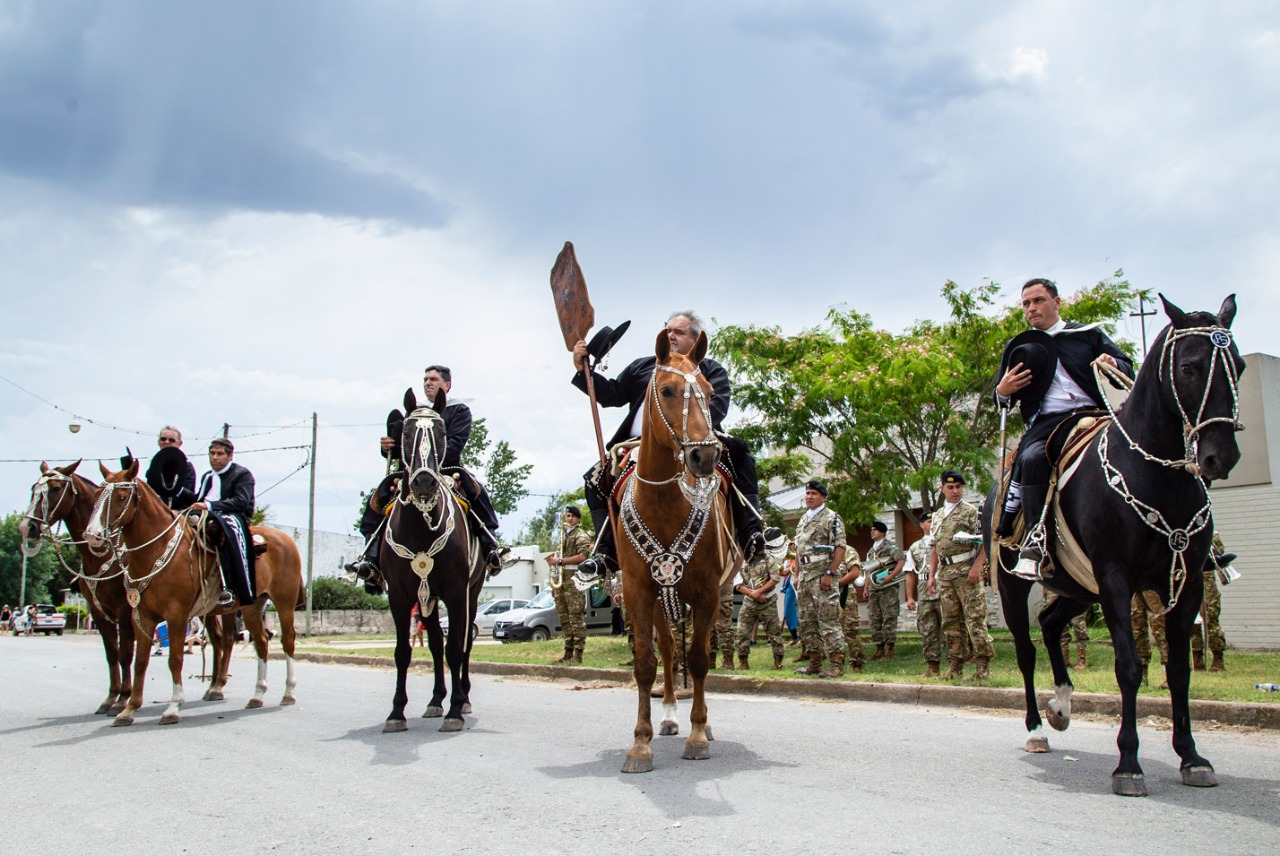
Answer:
[221, 423, 230, 439]
[304, 412, 317, 636]
[1131, 294, 1157, 357]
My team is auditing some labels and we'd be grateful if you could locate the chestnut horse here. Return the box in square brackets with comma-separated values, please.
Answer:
[619, 329, 737, 773]
[19, 461, 136, 714]
[84, 459, 304, 726]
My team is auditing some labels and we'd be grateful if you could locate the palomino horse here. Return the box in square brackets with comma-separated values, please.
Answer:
[19, 461, 136, 714]
[84, 459, 304, 726]
[619, 329, 735, 773]
[984, 294, 1244, 796]
[381, 387, 486, 732]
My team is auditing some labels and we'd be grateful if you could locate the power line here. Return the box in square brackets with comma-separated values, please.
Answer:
[0, 372, 155, 436]
[0, 443, 312, 464]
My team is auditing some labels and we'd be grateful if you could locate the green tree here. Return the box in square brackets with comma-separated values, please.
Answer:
[714, 273, 1144, 524]
[512, 488, 590, 552]
[460, 417, 533, 518]
[0, 512, 64, 605]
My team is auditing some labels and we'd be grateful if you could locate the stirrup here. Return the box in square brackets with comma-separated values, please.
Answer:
[216, 589, 236, 608]
[1008, 549, 1043, 581]
[572, 557, 610, 591]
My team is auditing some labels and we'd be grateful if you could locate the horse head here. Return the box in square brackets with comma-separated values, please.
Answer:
[19, 460, 85, 550]
[400, 386, 449, 508]
[84, 459, 144, 550]
[650, 328, 722, 479]
[1156, 293, 1245, 481]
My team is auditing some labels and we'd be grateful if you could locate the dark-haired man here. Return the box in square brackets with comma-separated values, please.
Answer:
[994, 278, 1133, 579]
[191, 438, 256, 608]
[864, 520, 905, 661]
[793, 480, 848, 678]
[547, 505, 593, 663]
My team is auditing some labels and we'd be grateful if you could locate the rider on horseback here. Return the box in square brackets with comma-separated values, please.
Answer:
[570, 310, 765, 589]
[345, 365, 509, 592]
[994, 278, 1134, 580]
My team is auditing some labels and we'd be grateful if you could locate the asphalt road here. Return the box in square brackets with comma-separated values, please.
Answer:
[3, 634, 1277, 855]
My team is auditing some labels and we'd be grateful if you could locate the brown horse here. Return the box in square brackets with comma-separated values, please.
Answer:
[84, 459, 304, 726]
[618, 329, 737, 773]
[19, 461, 137, 715]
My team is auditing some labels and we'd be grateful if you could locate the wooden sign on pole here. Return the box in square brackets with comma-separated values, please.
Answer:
[550, 241, 595, 351]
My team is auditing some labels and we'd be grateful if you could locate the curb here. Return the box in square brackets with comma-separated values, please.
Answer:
[281, 652, 1280, 729]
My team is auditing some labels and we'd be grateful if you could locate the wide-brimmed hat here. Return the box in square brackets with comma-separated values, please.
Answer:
[145, 446, 191, 501]
[586, 320, 631, 366]
[1000, 329, 1058, 404]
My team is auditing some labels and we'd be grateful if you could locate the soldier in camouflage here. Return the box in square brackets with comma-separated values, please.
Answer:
[547, 506, 593, 663]
[734, 527, 787, 670]
[836, 552, 866, 673]
[864, 520, 906, 661]
[1191, 532, 1230, 672]
[709, 580, 736, 670]
[904, 516, 941, 677]
[793, 480, 849, 678]
[930, 470, 994, 681]
[1130, 589, 1168, 687]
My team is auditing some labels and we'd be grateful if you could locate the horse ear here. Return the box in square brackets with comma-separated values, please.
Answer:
[433, 387, 447, 413]
[126, 458, 141, 480]
[404, 387, 417, 413]
[40, 461, 50, 474]
[1218, 293, 1237, 329]
[1159, 293, 1190, 328]
[655, 329, 671, 363]
[691, 330, 708, 364]
[98, 460, 111, 479]
[64, 459, 81, 475]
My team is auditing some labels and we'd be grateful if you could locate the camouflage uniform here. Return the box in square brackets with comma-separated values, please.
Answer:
[709, 579, 735, 668]
[551, 522, 593, 662]
[1131, 589, 1168, 667]
[933, 501, 993, 675]
[839, 571, 866, 670]
[795, 505, 847, 666]
[865, 537, 906, 653]
[735, 551, 785, 668]
[1190, 533, 1228, 667]
[905, 535, 942, 667]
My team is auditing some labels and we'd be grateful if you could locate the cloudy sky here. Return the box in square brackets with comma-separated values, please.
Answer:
[3, 0, 1276, 540]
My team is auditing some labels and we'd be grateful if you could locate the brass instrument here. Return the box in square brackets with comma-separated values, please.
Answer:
[546, 512, 564, 589]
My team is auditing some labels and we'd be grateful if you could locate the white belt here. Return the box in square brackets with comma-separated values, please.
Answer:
[939, 548, 977, 567]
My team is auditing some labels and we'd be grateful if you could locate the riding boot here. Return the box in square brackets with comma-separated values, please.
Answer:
[473, 523, 509, 576]
[942, 658, 965, 680]
[883, 643, 895, 660]
[818, 651, 845, 678]
[795, 651, 822, 676]
[343, 518, 385, 587]
[1210, 650, 1225, 672]
[1192, 649, 1207, 671]
[556, 640, 573, 663]
[739, 654, 750, 670]
[772, 651, 784, 670]
[574, 526, 618, 589]
[1075, 643, 1088, 671]
[1015, 483, 1049, 571]
[919, 660, 940, 678]
[869, 644, 885, 661]
[971, 657, 991, 682]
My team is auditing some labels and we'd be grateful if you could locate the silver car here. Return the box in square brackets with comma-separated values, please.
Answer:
[492, 587, 616, 642]
[440, 597, 528, 643]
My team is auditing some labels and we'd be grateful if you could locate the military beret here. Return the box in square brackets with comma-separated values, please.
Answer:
[805, 480, 828, 497]
[870, 520, 888, 534]
[564, 505, 582, 518]
[940, 469, 965, 485]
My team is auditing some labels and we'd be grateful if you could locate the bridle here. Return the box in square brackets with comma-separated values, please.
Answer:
[21, 471, 79, 555]
[642, 362, 722, 506]
[383, 407, 462, 589]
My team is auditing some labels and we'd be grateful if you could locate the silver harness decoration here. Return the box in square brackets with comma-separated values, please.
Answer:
[1093, 325, 1242, 614]
[621, 363, 721, 623]
[23, 472, 124, 618]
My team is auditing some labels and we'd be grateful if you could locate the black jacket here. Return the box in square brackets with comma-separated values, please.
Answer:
[196, 462, 256, 518]
[995, 322, 1135, 424]
[572, 355, 731, 449]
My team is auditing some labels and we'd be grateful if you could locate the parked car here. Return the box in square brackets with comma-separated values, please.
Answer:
[11, 604, 66, 636]
[440, 597, 529, 642]
[492, 587, 615, 642]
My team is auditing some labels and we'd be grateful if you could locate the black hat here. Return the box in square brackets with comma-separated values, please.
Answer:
[805, 480, 828, 497]
[940, 469, 966, 486]
[146, 446, 191, 502]
[870, 520, 888, 533]
[1000, 329, 1058, 404]
[564, 505, 582, 518]
[586, 321, 632, 366]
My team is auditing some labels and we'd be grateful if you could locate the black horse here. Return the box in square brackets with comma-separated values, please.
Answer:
[381, 387, 486, 733]
[984, 294, 1244, 797]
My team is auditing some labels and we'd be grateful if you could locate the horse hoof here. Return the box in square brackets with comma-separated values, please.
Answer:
[245, 698, 264, 710]
[95, 703, 113, 715]
[159, 713, 180, 725]
[439, 717, 465, 733]
[1025, 735, 1051, 753]
[423, 705, 444, 718]
[108, 702, 127, 715]
[461, 702, 472, 714]
[659, 721, 679, 736]
[621, 754, 653, 774]
[280, 695, 296, 706]
[383, 719, 408, 733]
[1112, 773, 1147, 797]
[1044, 706, 1070, 732]
[682, 741, 711, 761]
[704, 725, 714, 742]
[203, 690, 224, 702]
[1181, 765, 1217, 788]
[111, 715, 134, 728]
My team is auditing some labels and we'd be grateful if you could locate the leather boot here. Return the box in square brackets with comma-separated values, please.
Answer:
[847, 648, 863, 674]
[795, 651, 822, 675]
[793, 648, 809, 662]
[883, 643, 895, 660]
[869, 644, 885, 661]
[720, 650, 735, 671]
[773, 651, 784, 670]
[571, 644, 584, 664]
[738, 654, 750, 670]
[919, 660, 940, 678]
[555, 641, 573, 663]
[942, 659, 965, 680]
[819, 651, 845, 679]
[1075, 643, 1087, 671]
[1192, 649, 1207, 671]
[972, 657, 991, 682]
[1210, 651, 1225, 672]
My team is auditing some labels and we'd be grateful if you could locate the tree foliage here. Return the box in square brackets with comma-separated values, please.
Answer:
[0, 512, 81, 606]
[461, 417, 534, 519]
[309, 576, 388, 611]
[714, 273, 1144, 524]
[512, 487, 591, 552]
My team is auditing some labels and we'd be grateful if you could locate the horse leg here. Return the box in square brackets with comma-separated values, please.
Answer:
[623, 588, 659, 773]
[997, 568, 1048, 752]
[422, 614, 446, 718]
[653, 610, 678, 737]
[114, 617, 153, 727]
[203, 613, 230, 701]
[274, 602, 298, 705]
[95, 616, 122, 715]
[159, 613, 188, 725]
[241, 606, 271, 710]
[1163, 576, 1216, 787]
[1098, 580, 1147, 796]
[114, 612, 136, 714]
[383, 590, 413, 732]
[440, 614, 468, 731]
[1039, 596, 1082, 733]
[682, 593, 714, 761]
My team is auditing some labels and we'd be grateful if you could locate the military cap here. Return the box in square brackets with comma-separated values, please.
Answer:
[870, 520, 888, 533]
[940, 469, 965, 485]
[564, 505, 582, 518]
[805, 480, 828, 497]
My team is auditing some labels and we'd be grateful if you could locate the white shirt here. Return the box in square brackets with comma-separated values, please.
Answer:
[941, 500, 960, 518]
[803, 503, 825, 522]
[1040, 319, 1097, 415]
[197, 461, 233, 503]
